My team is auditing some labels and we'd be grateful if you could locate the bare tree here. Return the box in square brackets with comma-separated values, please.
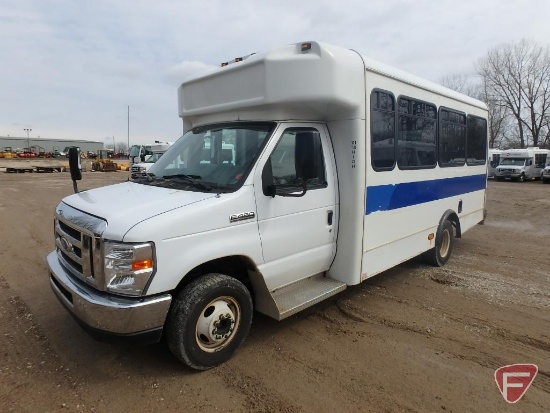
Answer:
[440, 72, 511, 148]
[476, 39, 550, 148]
[115, 142, 129, 155]
[440, 73, 480, 98]
[479, 81, 513, 149]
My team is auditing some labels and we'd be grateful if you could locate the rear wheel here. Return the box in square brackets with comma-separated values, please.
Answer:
[166, 273, 253, 370]
[423, 220, 454, 267]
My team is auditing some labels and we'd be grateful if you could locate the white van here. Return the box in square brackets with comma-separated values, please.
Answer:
[48, 41, 488, 370]
[130, 142, 174, 179]
[495, 147, 550, 182]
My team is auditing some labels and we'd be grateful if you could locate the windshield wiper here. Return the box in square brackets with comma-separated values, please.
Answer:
[162, 174, 212, 191]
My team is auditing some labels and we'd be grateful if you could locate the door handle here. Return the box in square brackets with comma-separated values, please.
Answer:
[327, 210, 333, 226]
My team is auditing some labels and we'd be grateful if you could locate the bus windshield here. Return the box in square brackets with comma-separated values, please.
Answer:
[143, 122, 275, 192]
[500, 158, 526, 166]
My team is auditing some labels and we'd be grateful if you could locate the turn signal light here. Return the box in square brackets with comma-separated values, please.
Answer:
[132, 259, 153, 271]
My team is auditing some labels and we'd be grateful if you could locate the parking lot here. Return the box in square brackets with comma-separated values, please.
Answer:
[0, 162, 548, 412]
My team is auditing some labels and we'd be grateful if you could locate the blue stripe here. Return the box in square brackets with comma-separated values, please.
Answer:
[366, 174, 487, 214]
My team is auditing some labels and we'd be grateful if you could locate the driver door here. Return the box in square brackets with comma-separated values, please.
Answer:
[253, 123, 338, 291]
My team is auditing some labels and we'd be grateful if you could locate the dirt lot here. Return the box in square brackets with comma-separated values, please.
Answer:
[0, 159, 548, 412]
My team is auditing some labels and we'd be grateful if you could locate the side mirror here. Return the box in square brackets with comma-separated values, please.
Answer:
[68, 147, 82, 193]
[262, 130, 323, 198]
[295, 131, 321, 182]
[262, 158, 276, 197]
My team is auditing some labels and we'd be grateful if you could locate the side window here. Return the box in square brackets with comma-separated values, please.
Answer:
[535, 153, 547, 168]
[466, 116, 487, 165]
[397, 97, 437, 169]
[371, 90, 396, 170]
[439, 108, 466, 167]
[268, 128, 327, 190]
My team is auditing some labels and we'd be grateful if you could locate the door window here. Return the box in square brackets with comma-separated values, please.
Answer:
[267, 128, 327, 191]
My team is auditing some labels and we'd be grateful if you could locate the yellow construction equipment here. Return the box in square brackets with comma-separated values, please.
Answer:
[91, 149, 118, 172]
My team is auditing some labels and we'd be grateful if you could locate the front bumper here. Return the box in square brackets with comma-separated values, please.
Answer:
[495, 170, 521, 178]
[47, 251, 172, 345]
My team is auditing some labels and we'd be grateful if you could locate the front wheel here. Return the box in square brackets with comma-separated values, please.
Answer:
[517, 174, 525, 182]
[166, 273, 253, 370]
[422, 219, 454, 267]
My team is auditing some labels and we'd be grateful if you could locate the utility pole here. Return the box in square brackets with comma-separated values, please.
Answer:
[23, 128, 32, 150]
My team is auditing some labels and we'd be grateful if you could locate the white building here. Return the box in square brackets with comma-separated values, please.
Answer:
[0, 136, 103, 154]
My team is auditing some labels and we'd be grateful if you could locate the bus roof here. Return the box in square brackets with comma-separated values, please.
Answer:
[178, 41, 487, 129]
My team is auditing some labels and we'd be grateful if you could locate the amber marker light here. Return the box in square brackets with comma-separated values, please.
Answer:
[132, 259, 153, 271]
[428, 233, 435, 241]
[301, 42, 312, 51]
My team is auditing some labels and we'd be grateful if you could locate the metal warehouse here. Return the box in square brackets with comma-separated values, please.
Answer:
[0, 136, 104, 154]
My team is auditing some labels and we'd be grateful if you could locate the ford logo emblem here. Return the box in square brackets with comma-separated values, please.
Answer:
[59, 236, 73, 253]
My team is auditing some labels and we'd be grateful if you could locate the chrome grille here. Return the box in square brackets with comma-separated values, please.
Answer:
[54, 203, 107, 290]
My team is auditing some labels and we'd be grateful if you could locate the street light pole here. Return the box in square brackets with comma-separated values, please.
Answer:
[23, 128, 32, 150]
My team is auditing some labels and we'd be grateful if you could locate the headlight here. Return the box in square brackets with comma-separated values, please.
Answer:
[104, 242, 155, 296]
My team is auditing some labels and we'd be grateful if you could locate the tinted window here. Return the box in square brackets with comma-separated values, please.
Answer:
[466, 116, 487, 165]
[397, 97, 437, 169]
[268, 128, 327, 191]
[439, 108, 466, 167]
[371, 90, 396, 170]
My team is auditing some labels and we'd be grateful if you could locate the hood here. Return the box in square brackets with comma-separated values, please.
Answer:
[496, 165, 523, 170]
[62, 182, 217, 239]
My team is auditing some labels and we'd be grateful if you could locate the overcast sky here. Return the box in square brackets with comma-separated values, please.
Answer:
[2, 0, 550, 146]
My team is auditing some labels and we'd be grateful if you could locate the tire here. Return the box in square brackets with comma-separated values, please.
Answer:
[517, 174, 525, 182]
[496, 176, 504, 182]
[166, 273, 253, 370]
[423, 220, 454, 267]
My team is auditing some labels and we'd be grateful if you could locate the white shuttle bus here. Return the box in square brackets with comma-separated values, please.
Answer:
[495, 147, 550, 181]
[48, 42, 488, 370]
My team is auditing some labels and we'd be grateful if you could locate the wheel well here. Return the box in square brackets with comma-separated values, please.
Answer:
[174, 255, 258, 296]
[441, 210, 462, 238]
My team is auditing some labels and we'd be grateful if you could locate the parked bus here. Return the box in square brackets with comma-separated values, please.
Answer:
[495, 147, 550, 181]
[129, 144, 153, 164]
[49, 41, 488, 370]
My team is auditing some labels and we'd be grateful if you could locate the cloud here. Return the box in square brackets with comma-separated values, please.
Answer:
[1, 0, 550, 143]
[163, 61, 218, 87]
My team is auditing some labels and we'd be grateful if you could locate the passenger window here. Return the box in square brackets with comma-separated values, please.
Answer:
[268, 128, 327, 190]
[371, 90, 396, 170]
[397, 97, 437, 169]
[439, 108, 466, 167]
[466, 116, 487, 165]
